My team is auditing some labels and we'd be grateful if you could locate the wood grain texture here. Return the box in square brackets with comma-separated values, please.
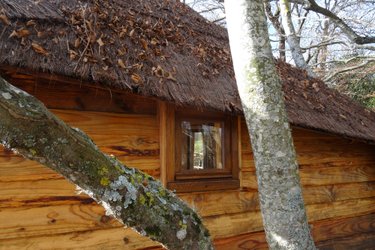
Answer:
[212, 213, 375, 250]
[0, 109, 160, 179]
[0, 204, 120, 240]
[158, 101, 168, 186]
[0, 227, 162, 250]
[204, 197, 375, 238]
[241, 122, 375, 172]
[2, 68, 157, 115]
[242, 164, 375, 189]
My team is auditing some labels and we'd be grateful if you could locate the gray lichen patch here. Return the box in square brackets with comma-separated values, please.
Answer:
[1, 92, 12, 100]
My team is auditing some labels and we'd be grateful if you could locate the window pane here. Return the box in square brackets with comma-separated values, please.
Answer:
[181, 121, 223, 170]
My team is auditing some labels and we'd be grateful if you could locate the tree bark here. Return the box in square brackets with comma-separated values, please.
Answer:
[279, 0, 316, 77]
[0, 76, 213, 250]
[224, 0, 316, 249]
[264, 2, 286, 61]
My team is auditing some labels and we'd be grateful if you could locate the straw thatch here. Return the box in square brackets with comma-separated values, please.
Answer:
[0, 0, 374, 143]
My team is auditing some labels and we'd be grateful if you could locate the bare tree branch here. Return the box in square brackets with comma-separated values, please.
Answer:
[303, 0, 375, 44]
[323, 58, 375, 82]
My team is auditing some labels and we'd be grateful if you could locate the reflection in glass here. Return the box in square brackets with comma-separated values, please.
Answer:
[181, 121, 223, 170]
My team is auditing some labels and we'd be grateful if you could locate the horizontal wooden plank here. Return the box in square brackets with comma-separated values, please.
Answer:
[312, 213, 375, 243]
[213, 213, 375, 250]
[2, 67, 157, 115]
[0, 109, 161, 181]
[0, 204, 120, 240]
[0, 154, 159, 182]
[214, 231, 268, 250]
[317, 232, 375, 250]
[241, 123, 375, 171]
[302, 181, 375, 204]
[2, 212, 372, 250]
[0, 199, 374, 247]
[0, 227, 161, 250]
[179, 190, 259, 217]
[52, 110, 159, 137]
[204, 211, 264, 238]
[1, 174, 374, 217]
[242, 164, 375, 189]
[0, 157, 62, 182]
[205, 197, 375, 238]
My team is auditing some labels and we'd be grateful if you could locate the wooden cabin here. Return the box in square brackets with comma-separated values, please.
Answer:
[0, 0, 374, 249]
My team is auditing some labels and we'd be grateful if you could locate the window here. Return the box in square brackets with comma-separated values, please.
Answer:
[166, 110, 240, 192]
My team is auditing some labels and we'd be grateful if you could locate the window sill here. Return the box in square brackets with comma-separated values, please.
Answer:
[167, 179, 240, 193]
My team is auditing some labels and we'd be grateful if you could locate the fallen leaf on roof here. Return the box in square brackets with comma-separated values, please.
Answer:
[339, 114, 347, 119]
[131, 73, 142, 84]
[0, 14, 10, 25]
[118, 59, 126, 69]
[97, 37, 104, 46]
[26, 20, 36, 26]
[312, 82, 320, 92]
[74, 38, 80, 48]
[9, 29, 30, 38]
[31, 42, 49, 56]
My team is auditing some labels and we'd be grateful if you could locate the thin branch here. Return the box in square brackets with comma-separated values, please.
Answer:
[323, 59, 375, 82]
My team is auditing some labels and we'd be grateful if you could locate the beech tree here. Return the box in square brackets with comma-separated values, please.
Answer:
[224, 0, 316, 249]
[0, 76, 213, 250]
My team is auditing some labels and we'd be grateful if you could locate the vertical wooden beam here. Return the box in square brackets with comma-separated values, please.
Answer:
[238, 116, 243, 188]
[158, 101, 175, 187]
[158, 101, 167, 187]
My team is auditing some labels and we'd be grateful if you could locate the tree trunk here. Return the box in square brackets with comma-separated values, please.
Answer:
[224, 0, 316, 249]
[279, 0, 316, 77]
[0, 76, 213, 250]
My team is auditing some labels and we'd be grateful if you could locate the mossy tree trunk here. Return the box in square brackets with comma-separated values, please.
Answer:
[0, 76, 213, 250]
[224, 0, 316, 249]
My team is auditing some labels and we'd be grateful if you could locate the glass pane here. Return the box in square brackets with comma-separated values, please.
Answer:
[181, 121, 223, 170]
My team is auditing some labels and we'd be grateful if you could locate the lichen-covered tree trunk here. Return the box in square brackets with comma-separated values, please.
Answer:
[279, 0, 316, 77]
[224, 1, 316, 249]
[0, 77, 213, 250]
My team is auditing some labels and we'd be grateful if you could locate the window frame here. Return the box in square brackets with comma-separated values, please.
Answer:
[165, 106, 240, 192]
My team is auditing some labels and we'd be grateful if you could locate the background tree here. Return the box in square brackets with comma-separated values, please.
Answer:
[224, 0, 316, 249]
[183, 0, 375, 109]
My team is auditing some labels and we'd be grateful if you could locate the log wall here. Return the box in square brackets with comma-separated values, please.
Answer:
[0, 71, 374, 249]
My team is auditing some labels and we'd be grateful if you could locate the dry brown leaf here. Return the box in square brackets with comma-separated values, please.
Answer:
[74, 38, 80, 48]
[117, 59, 126, 69]
[150, 37, 159, 46]
[312, 82, 320, 92]
[131, 73, 142, 84]
[0, 14, 10, 25]
[117, 48, 127, 56]
[26, 20, 36, 26]
[129, 29, 135, 37]
[9, 29, 30, 38]
[97, 37, 104, 46]
[152, 65, 164, 77]
[31, 42, 49, 56]
[140, 38, 148, 50]
[9, 30, 18, 38]
[69, 50, 78, 60]
[339, 114, 347, 120]
[119, 28, 127, 38]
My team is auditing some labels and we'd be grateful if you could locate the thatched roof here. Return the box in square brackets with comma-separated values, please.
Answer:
[0, 0, 374, 143]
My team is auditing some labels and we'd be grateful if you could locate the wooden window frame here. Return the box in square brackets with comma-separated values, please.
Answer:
[159, 102, 239, 192]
